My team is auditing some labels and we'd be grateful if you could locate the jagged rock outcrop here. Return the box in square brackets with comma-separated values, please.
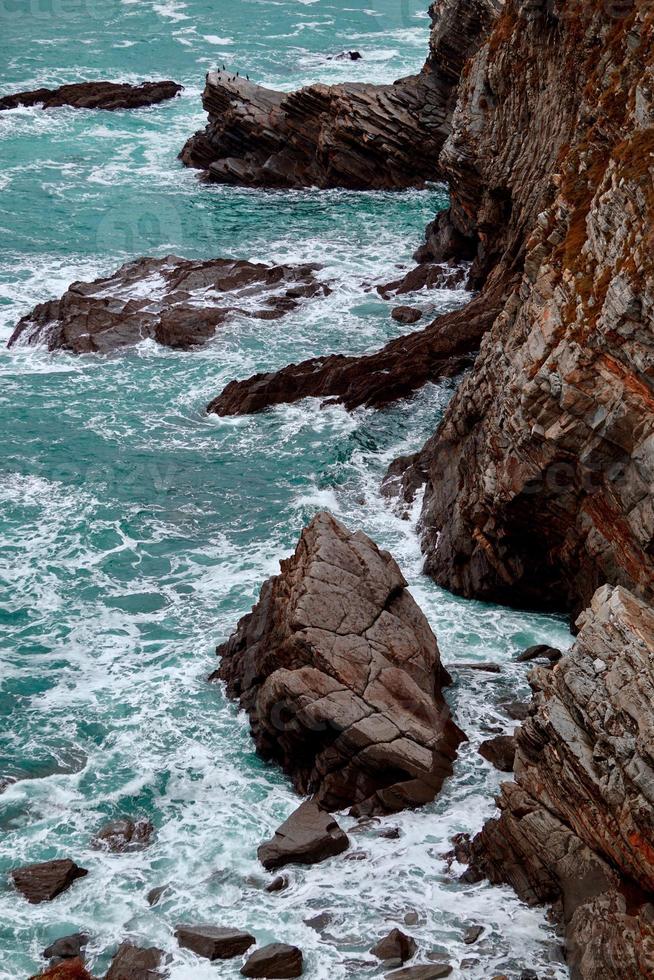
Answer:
[400, 0, 654, 618]
[0, 81, 182, 112]
[180, 0, 501, 189]
[8, 256, 328, 354]
[213, 512, 464, 815]
[464, 585, 654, 979]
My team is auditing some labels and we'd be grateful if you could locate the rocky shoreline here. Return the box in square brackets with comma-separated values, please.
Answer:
[0, 80, 182, 112]
[7, 0, 654, 977]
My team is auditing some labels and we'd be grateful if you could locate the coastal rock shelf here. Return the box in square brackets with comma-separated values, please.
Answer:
[180, 0, 501, 189]
[8, 256, 328, 354]
[213, 512, 465, 815]
[464, 585, 654, 979]
[0, 80, 182, 111]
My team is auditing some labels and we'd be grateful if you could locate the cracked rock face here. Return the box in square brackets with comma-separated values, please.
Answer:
[465, 585, 654, 979]
[8, 256, 328, 354]
[213, 512, 465, 815]
[0, 80, 182, 112]
[400, 0, 654, 619]
[180, 0, 501, 189]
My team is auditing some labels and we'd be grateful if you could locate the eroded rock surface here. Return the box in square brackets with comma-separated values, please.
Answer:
[180, 0, 501, 189]
[465, 585, 654, 979]
[0, 81, 182, 112]
[8, 256, 327, 354]
[213, 512, 464, 815]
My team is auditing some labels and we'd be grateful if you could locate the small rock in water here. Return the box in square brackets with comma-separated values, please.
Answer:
[378, 826, 402, 840]
[462, 925, 484, 945]
[371, 928, 417, 963]
[146, 884, 170, 907]
[176, 925, 255, 960]
[520, 972, 539, 980]
[478, 735, 517, 772]
[404, 911, 419, 926]
[92, 818, 153, 852]
[11, 859, 88, 904]
[240, 943, 303, 978]
[448, 662, 502, 674]
[105, 943, 165, 980]
[384, 966, 452, 979]
[392, 306, 423, 325]
[43, 934, 89, 965]
[303, 912, 332, 931]
[258, 800, 349, 870]
[515, 644, 562, 664]
[265, 874, 289, 893]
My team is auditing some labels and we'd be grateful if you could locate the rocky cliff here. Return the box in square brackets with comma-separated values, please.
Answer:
[180, 0, 501, 189]
[213, 512, 465, 816]
[464, 585, 654, 979]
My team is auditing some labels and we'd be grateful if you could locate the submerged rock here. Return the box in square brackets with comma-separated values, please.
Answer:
[0, 80, 182, 112]
[8, 256, 328, 354]
[213, 511, 465, 815]
[180, 1, 499, 190]
[92, 818, 153, 852]
[10, 859, 88, 904]
[465, 586, 654, 978]
[258, 800, 349, 870]
[240, 944, 303, 979]
[43, 934, 89, 965]
[175, 925, 256, 961]
[105, 944, 165, 980]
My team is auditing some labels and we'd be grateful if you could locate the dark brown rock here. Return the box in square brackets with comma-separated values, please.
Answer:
[448, 662, 501, 674]
[92, 819, 153, 853]
[11, 859, 88, 904]
[304, 912, 332, 932]
[0, 80, 182, 112]
[105, 944, 164, 980]
[180, 1, 500, 190]
[462, 926, 483, 945]
[43, 934, 89, 965]
[214, 512, 465, 815]
[371, 929, 417, 963]
[499, 701, 531, 722]
[265, 875, 289, 893]
[258, 800, 349, 870]
[146, 884, 169, 906]
[391, 307, 423, 325]
[175, 925, 256, 960]
[478, 735, 516, 772]
[240, 944, 303, 979]
[383, 966, 451, 980]
[8, 256, 328, 354]
[465, 586, 654, 978]
[515, 645, 562, 665]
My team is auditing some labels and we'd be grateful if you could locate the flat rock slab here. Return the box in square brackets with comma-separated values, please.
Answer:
[0, 80, 182, 111]
[214, 512, 465, 816]
[241, 944, 303, 978]
[258, 800, 349, 870]
[478, 735, 516, 772]
[8, 255, 328, 354]
[11, 859, 88, 904]
[176, 925, 255, 960]
[105, 943, 164, 980]
[92, 818, 154, 852]
[384, 966, 452, 980]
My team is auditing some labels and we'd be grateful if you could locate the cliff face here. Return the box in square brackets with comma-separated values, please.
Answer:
[180, 0, 501, 189]
[413, 0, 654, 619]
[464, 585, 654, 979]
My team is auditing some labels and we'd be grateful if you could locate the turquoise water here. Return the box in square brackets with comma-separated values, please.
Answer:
[0, 3, 571, 978]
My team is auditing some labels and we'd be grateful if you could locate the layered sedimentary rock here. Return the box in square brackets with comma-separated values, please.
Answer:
[404, 0, 654, 618]
[213, 512, 464, 815]
[0, 81, 182, 112]
[8, 256, 327, 354]
[180, 0, 501, 189]
[464, 585, 654, 978]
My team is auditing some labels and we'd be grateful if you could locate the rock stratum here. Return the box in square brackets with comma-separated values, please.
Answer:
[8, 256, 327, 354]
[0, 80, 182, 112]
[464, 584, 654, 979]
[213, 512, 464, 816]
[180, 0, 501, 189]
